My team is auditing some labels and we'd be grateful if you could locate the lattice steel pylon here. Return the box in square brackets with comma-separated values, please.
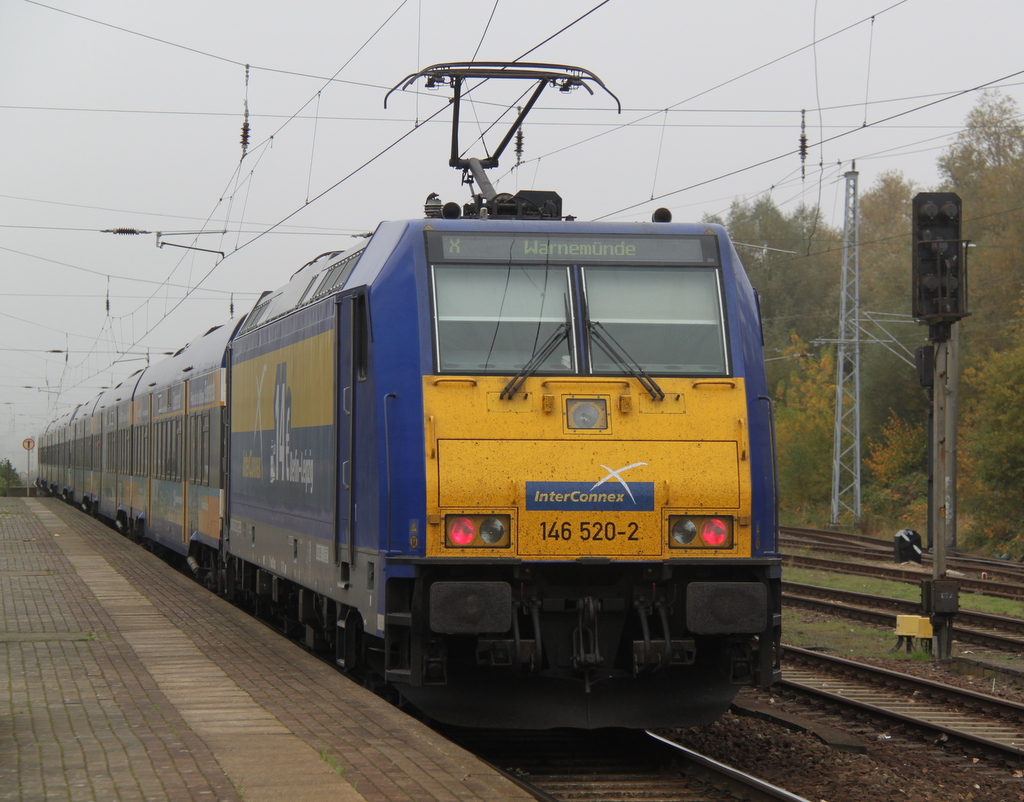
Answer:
[830, 169, 861, 526]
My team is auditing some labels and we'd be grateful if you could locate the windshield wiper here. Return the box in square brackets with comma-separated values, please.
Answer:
[500, 323, 569, 399]
[588, 320, 665, 401]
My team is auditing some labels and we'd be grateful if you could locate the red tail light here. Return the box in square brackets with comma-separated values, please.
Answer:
[448, 517, 476, 546]
[668, 515, 734, 549]
[700, 518, 729, 547]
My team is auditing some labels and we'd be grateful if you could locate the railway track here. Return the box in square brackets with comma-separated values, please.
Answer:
[781, 645, 1024, 757]
[781, 552, 1024, 600]
[783, 580, 1024, 652]
[444, 726, 813, 802]
[781, 526, 1024, 585]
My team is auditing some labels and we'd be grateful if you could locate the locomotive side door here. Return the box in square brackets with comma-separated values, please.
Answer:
[336, 293, 356, 573]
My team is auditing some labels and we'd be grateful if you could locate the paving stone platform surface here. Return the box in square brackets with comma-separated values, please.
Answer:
[0, 497, 533, 802]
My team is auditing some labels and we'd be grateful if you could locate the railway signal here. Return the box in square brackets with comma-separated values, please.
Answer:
[912, 192, 966, 660]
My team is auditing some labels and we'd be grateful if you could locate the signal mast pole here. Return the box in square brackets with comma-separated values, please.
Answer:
[830, 168, 861, 527]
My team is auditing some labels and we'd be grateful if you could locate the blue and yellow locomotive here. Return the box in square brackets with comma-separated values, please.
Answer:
[38, 63, 780, 730]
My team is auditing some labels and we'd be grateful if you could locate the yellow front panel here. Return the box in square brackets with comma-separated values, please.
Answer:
[439, 440, 738, 508]
[424, 376, 752, 560]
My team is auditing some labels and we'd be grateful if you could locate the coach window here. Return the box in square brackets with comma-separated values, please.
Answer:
[155, 422, 162, 480]
[164, 420, 172, 481]
[156, 422, 164, 479]
[174, 417, 182, 482]
[131, 426, 138, 476]
[140, 425, 148, 477]
[187, 416, 196, 483]
[133, 425, 140, 476]
[191, 411, 211, 486]
[162, 421, 168, 480]
[203, 411, 210, 484]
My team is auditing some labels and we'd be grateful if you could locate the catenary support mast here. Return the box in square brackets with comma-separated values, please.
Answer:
[830, 168, 861, 526]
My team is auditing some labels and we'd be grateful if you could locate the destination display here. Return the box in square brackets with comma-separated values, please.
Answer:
[426, 231, 718, 265]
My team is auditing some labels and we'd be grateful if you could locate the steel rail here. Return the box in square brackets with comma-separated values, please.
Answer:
[443, 725, 816, 802]
[646, 731, 814, 802]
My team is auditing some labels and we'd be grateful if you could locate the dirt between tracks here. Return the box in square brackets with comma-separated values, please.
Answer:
[669, 686, 1024, 802]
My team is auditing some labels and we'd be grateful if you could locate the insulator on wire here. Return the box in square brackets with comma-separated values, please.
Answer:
[104, 227, 146, 235]
[241, 64, 251, 158]
[515, 107, 524, 167]
[799, 109, 808, 180]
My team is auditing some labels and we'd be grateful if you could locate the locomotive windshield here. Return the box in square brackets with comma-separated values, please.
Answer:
[432, 264, 573, 372]
[583, 266, 726, 375]
[428, 232, 727, 377]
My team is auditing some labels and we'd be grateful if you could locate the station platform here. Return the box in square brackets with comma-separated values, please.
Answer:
[0, 497, 533, 802]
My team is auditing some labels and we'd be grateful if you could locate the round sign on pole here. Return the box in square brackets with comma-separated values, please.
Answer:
[23, 438, 35, 451]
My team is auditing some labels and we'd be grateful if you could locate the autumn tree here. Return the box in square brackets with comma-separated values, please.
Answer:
[772, 335, 836, 520]
[938, 91, 1024, 356]
[960, 325, 1024, 556]
[706, 196, 842, 394]
[862, 412, 928, 533]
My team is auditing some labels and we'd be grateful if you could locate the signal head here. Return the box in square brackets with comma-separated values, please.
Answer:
[911, 192, 967, 326]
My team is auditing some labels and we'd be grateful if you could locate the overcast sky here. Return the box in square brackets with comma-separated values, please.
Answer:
[3, 0, 1023, 469]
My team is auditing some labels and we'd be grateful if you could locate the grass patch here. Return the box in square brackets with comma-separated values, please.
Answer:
[786, 566, 918, 600]
[784, 565, 1024, 618]
[318, 748, 346, 777]
[784, 613, 930, 660]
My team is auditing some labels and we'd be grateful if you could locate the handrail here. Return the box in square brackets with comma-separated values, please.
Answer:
[692, 379, 737, 389]
[540, 379, 630, 388]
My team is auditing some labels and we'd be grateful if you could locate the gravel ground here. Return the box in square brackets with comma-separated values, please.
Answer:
[863, 654, 1024, 703]
[669, 653, 1024, 802]
[673, 704, 1024, 802]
